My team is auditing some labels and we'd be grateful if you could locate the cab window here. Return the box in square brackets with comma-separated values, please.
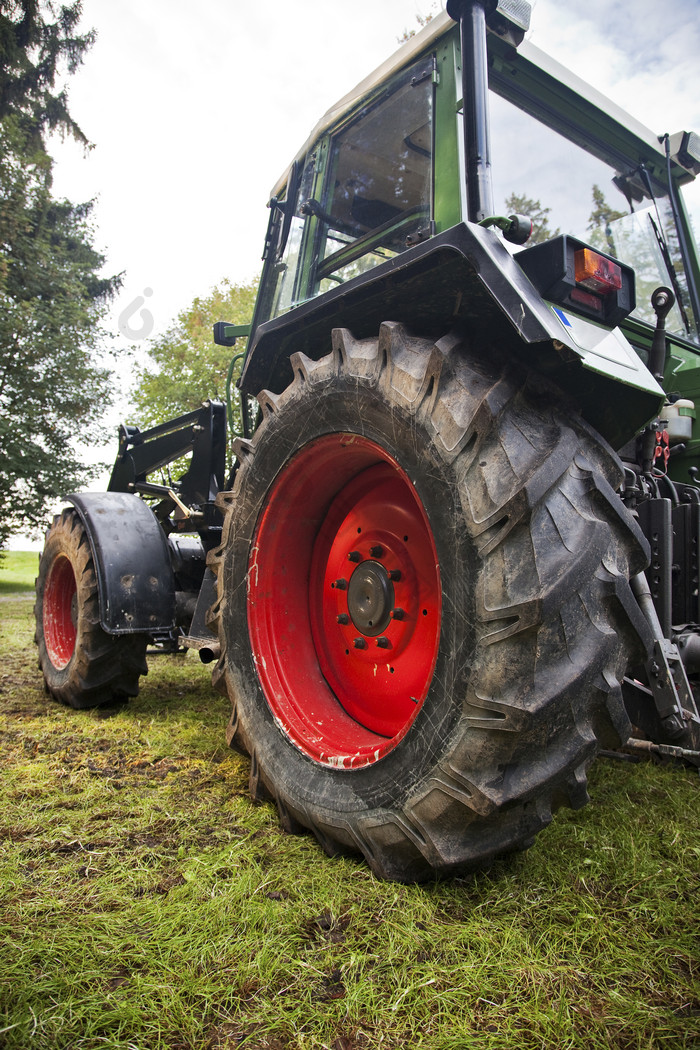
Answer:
[488, 89, 699, 344]
[314, 60, 434, 293]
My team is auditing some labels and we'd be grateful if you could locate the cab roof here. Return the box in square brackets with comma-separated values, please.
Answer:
[270, 9, 679, 200]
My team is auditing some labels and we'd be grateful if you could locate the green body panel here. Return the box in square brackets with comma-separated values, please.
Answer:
[432, 28, 462, 234]
[665, 341, 700, 481]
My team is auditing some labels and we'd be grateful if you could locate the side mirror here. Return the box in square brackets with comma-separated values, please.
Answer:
[213, 322, 251, 348]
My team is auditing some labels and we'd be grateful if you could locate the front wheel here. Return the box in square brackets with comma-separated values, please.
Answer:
[35, 509, 148, 708]
[209, 322, 649, 881]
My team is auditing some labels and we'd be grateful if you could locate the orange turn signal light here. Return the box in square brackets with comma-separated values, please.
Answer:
[574, 248, 622, 295]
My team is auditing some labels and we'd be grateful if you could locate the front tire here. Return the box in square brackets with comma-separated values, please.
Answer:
[35, 509, 148, 708]
[209, 322, 649, 880]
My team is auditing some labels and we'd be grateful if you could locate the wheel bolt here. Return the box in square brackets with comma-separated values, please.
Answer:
[369, 544, 384, 558]
[392, 608, 405, 620]
[337, 613, 349, 625]
[376, 636, 391, 649]
[389, 570, 401, 582]
[353, 637, 367, 649]
[333, 578, 347, 590]
[347, 551, 361, 562]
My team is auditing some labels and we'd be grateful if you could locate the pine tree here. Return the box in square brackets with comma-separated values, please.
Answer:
[0, 2, 121, 550]
[587, 184, 626, 255]
[0, 0, 96, 146]
[504, 192, 560, 245]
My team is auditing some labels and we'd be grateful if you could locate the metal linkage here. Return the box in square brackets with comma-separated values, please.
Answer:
[108, 400, 226, 545]
[623, 737, 700, 768]
[630, 571, 700, 741]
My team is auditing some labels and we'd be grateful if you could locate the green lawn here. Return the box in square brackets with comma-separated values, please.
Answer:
[0, 598, 698, 1049]
[0, 550, 39, 594]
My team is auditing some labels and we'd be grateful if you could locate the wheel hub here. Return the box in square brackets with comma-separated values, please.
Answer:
[43, 554, 78, 669]
[347, 560, 394, 637]
[247, 433, 441, 767]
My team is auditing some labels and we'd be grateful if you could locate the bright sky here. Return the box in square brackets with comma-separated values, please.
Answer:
[11, 0, 700, 547]
[50, 0, 700, 346]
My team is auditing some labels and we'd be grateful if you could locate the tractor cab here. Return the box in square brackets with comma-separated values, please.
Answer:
[249, 10, 700, 453]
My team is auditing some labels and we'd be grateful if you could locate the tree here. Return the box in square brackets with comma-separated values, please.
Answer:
[0, 0, 95, 145]
[587, 184, 692, 331]
[398, 5, 438, 43]
[0, 1, 121, 551]
[130, 278, 259, 470]
[587, 183, 626, 255]
[504, 192, 560, 245]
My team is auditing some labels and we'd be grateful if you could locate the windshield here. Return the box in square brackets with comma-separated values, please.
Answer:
[489, 90, 699, 344]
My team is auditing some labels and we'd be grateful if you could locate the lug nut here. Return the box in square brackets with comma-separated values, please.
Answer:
[369, 544, 384, 558]
[376, 636, 391, 649]
[389, 570, 401, 582]
[337, 613, 349, 625]
[353, 637, 367, 649]
[333, 578, 347, 590]
[392, 608, 405, 620]
[347, 551, 361, 562]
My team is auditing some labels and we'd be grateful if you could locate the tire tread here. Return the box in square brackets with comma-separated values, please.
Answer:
[209, 322, 647, 880]
[35, 510, 148, 709]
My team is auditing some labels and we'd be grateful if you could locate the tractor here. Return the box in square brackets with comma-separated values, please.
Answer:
[35, 1, 700, 881]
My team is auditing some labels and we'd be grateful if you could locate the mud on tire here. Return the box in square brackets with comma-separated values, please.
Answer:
[208, 322, 650, 881]
[35, 508, 148, 709]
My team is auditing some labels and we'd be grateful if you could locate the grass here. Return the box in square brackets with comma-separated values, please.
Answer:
[0, 598, 698, 1049]
[0, 551, 38, 594]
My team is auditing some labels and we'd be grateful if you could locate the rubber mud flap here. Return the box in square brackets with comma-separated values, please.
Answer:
[35, 509, 148, 708]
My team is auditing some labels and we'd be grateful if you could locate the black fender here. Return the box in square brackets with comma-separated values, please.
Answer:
[67, 492, 176, 635]
[240, 221, 662, 449]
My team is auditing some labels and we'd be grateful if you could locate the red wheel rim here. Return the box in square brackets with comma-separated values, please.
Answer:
[247, 434, 441, 768]
[43, 555, 78, 669]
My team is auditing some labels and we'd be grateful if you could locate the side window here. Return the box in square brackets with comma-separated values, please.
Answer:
[315, 60, 434, 291]
[270, 155, 317, 317]
[264, 58, 434, 320]
[488, 90, 697, 343]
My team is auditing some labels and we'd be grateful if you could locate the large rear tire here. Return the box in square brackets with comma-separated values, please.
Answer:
[209, 322, 650, 881]
[35, 509, 148, 709]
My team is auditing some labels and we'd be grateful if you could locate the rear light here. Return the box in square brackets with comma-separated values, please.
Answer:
[515, 234, 636, 327]
[570, 286, 603, 313]
[574, 248, 622, 295]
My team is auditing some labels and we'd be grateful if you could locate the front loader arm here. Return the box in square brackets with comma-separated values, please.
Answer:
[108, 400, 226, 537]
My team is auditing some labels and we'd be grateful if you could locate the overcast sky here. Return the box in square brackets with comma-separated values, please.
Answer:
[11, 0, 700, 547]
[50, 0, 700, 346]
